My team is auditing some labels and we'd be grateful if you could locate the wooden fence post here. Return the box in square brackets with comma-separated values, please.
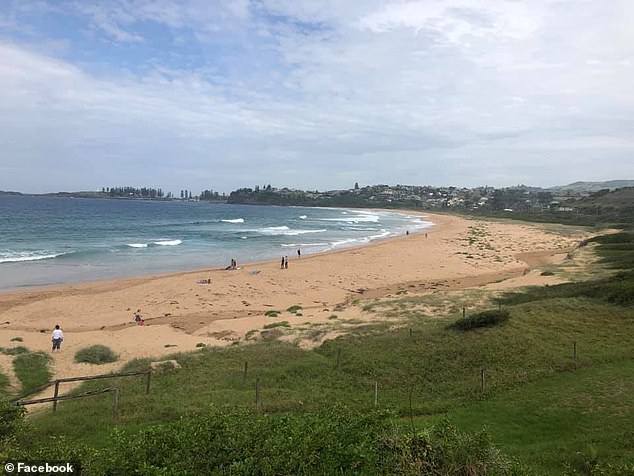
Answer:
[145, 371, 151, 395]
[112, 388, 119, 419]
[480, 369, 485, 393]
[573, 341, 577, 361]
[374, 382, 378, 407]
[462, 306, 466, 318]
[243, 361, 248, 380]
[255, 378, 261, 408]
[409, 328, 413, 338]
[52, 380, 60, 412]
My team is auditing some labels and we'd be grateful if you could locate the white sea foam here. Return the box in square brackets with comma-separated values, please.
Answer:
[320, 211, 380, 223]
[0, 252, 67, 263]
[280, 242, 326, 248]
[254, 226, 327, 236]
[409, 218, 433, 229]
[329, 238, 363, 248]
[368, 230, 391, 240]
[127, 243, 148, 248]
[153, 240, 183, 246]
[299, 215, 307, 219]
[221, 218, 244, 223]
[240, 236, 247, 239]
[283, 229, 327, 236]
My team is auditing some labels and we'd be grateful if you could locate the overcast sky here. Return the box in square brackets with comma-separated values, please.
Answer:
[1, 1, 633, 194]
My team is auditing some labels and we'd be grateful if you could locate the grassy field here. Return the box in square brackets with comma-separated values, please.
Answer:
[5, 233, 634, 474]
[424, 360, 634, 474]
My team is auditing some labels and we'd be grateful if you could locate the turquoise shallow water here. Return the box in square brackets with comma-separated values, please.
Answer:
[0, 196, 432, 290]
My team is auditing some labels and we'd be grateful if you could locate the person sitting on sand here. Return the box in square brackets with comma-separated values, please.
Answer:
[51, 324, 64, 352]
[134, 310, 142, 322]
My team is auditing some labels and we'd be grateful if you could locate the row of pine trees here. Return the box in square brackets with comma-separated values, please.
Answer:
[101, 187, 223, 201]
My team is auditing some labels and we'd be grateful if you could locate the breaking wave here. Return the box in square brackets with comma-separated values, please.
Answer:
[0, 251, 69, 263]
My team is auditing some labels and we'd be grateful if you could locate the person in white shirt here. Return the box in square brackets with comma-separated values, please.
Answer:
[52, 324, 64, 352]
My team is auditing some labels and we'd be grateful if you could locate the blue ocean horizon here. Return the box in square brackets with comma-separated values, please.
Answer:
[0, 196, 432, 291]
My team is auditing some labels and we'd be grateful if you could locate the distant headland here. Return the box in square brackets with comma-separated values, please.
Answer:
[2, 180, 633, 226]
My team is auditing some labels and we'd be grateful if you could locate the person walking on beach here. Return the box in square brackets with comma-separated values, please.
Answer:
[284, 256, 289, 269]
[51, 324, 64, 352]
[281, 256, 285, 269]
[297, 248, 301, 258]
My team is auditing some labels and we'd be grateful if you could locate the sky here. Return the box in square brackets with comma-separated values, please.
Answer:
[1, 0, 633, 194]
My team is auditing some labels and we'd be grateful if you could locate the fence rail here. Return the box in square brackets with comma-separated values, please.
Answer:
[12, 369, 151, 417]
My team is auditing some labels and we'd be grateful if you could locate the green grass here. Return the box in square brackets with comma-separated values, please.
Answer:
[418, 360, 634, 475]
[13, 352, 52, 395]
[74, 345, 118, 365]
[21, 299, 634, 457]
[10, 337, 23, 342]
[0, 372, 10, 395]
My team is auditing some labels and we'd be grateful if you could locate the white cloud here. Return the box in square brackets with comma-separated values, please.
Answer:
[0, 0, 633, 193]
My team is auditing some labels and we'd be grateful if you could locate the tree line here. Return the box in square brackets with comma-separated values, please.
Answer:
[100, 187, 224, 201]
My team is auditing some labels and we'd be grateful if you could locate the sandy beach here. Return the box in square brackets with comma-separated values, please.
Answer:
[0, 212, 593, 391]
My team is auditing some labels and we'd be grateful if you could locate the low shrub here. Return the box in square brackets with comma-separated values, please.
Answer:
[74, 345, 118, 365]
[0, 346, 29, 356]
[263, 321, 290, 330]
[9, 337, 23, 342]
[286, 305, 302, 313]
[264, 310, 280, 317]
[448, 309, 510, 331]
[7, 408, 520, 475]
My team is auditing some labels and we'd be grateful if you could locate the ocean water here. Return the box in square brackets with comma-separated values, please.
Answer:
[0, 196, 432, 290]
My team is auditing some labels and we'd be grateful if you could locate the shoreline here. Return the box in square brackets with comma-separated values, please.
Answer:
[0, 212, 593, 392]
[0, 207, 431, 294]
